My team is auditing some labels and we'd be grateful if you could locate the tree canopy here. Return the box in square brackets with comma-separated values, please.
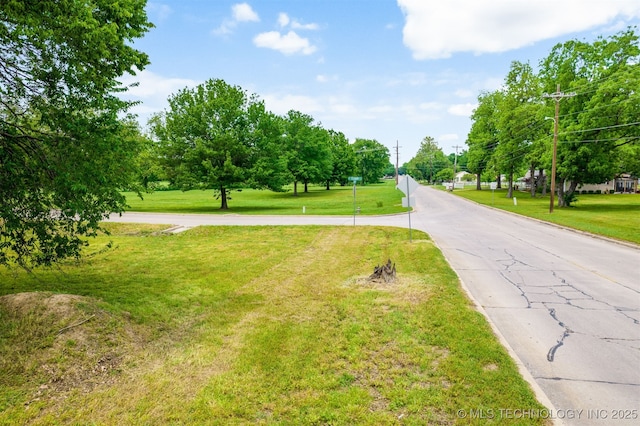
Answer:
[0, 0, 152, 267]
[352, 139, 391, 185]
[281, 110, 333, 195]
[149, 79, 287, 209]
[405, 136, 450, 183]
[460, 28, 640, 206]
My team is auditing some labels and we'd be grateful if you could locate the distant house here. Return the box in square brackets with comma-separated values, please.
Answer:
[454, 171, 472, 183]
[520, 170, 638, 193]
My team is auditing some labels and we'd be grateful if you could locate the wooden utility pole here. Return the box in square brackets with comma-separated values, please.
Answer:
[452, 144, 462, 190]
[543, 84, 575, 213]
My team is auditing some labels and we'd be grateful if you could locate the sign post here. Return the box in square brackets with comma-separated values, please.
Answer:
[490, 181, 497, 205]
[396, 175, 419, 241]
[348, 176, 362, 226]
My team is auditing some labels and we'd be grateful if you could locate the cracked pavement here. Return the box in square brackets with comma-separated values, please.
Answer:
[108, 185, 639, 424]
[410, 186, 639, 424]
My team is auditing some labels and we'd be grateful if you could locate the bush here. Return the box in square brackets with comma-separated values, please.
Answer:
[563, 190, 578, 207]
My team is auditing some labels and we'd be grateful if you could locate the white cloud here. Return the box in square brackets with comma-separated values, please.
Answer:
[448, 103, 477, 117]
[214, 2, 259, 35]
[277, 12, 319, 30]
[316, 74, 339, 83]
[419, 101, 442, 110]
[438, 133, 459, 142]
[118, 70, 201, 122]
[278, 12, 290, 27]
[253, 30, 317, 55]
[147, 2, 172, 22]
[262, 93, 324, 115]
[291, 20, 320, 31]
[398, 0, 640, 59]
[454, 89, 474, 98]
[232, 3, 260, 22]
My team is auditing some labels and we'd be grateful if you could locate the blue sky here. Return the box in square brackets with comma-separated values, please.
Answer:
[121, 0, 640, 163]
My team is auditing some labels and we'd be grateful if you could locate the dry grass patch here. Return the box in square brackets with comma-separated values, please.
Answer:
[0, 292, 146, 413]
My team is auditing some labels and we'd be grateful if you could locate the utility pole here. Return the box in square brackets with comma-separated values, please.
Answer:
[452, 144, 462, 191]
[543, 84, 575, 213]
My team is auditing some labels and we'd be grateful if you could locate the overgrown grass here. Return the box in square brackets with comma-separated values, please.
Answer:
[123, 180, 406, 215]
[0, 224, 548, 424]
[447, 187, 640, 245]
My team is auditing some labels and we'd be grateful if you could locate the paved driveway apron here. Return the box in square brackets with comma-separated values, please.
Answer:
[109, 185, 639, 424]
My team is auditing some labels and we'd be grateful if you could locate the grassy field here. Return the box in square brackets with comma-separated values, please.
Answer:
[123, 180, 407, 215]
[0, 224, 548, 424]
[446, 187, 640, 245]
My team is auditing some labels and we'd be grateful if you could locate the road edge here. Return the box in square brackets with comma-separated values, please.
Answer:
[428, 235, 564, 426]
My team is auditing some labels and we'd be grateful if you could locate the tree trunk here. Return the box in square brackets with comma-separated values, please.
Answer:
[539, 168, 546, 196]
[530, 163, 536, 198]
[293, 181, 298, 196]
[220, 186, 228, 209]
[506, 170, 513, 198]
[326, 180, 330, 190]
[476, 172, 482, 190]
[557, 178, 565, 207]
[369, 259, 396, 283]
[496, 174, 502, 189]
[558, 180, 579, 207]
[304, 180, 308, 193]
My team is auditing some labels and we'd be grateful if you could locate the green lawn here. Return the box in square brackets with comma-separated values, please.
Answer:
[123, 180, 407, 215]
[0, 224, 548, 424]
[446, 187, 640, 245]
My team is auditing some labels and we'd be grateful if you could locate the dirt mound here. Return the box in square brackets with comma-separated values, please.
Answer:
[0, 292, 140, 406]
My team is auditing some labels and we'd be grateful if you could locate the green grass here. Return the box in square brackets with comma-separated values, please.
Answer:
[123, 180, 407, 215]
[446, 187, 640, 245]
[0, 224, 548, 424]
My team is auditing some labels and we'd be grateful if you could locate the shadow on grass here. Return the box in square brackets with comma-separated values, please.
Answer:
[127, 205, 292, 214]
[568, 203, 639, 212]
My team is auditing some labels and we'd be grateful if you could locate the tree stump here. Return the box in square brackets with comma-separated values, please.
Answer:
[369, 259, 396, 283]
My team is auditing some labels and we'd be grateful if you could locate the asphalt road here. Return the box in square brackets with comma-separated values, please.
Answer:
[108, 185, 640, 424]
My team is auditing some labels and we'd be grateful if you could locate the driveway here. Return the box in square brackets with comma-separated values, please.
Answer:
[108, 185, 640, 424]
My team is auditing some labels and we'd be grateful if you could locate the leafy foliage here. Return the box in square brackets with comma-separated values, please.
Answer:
[458, 28, 640, 206]
[150, 79, 287, 209]
[352, 138, 390, 185]
[539, 28, 640, 205]
[0, 0, 152, 267]
[326, 130, 357, 187]
[281, 110, 333, 195]
[405, 136, 450, 183]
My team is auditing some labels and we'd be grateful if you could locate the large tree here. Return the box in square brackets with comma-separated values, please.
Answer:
[326, 130, 356, 188]
[150, 79, 282, 209]
[406, 136, 449, 183]
[0, 0, 152, 267]
[352, 138, 390, 185]
[495, 61, 542, 198]
[467, 91, 501, 190]
[539, 29, 640, 206]
[281, 110, 332, 195]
